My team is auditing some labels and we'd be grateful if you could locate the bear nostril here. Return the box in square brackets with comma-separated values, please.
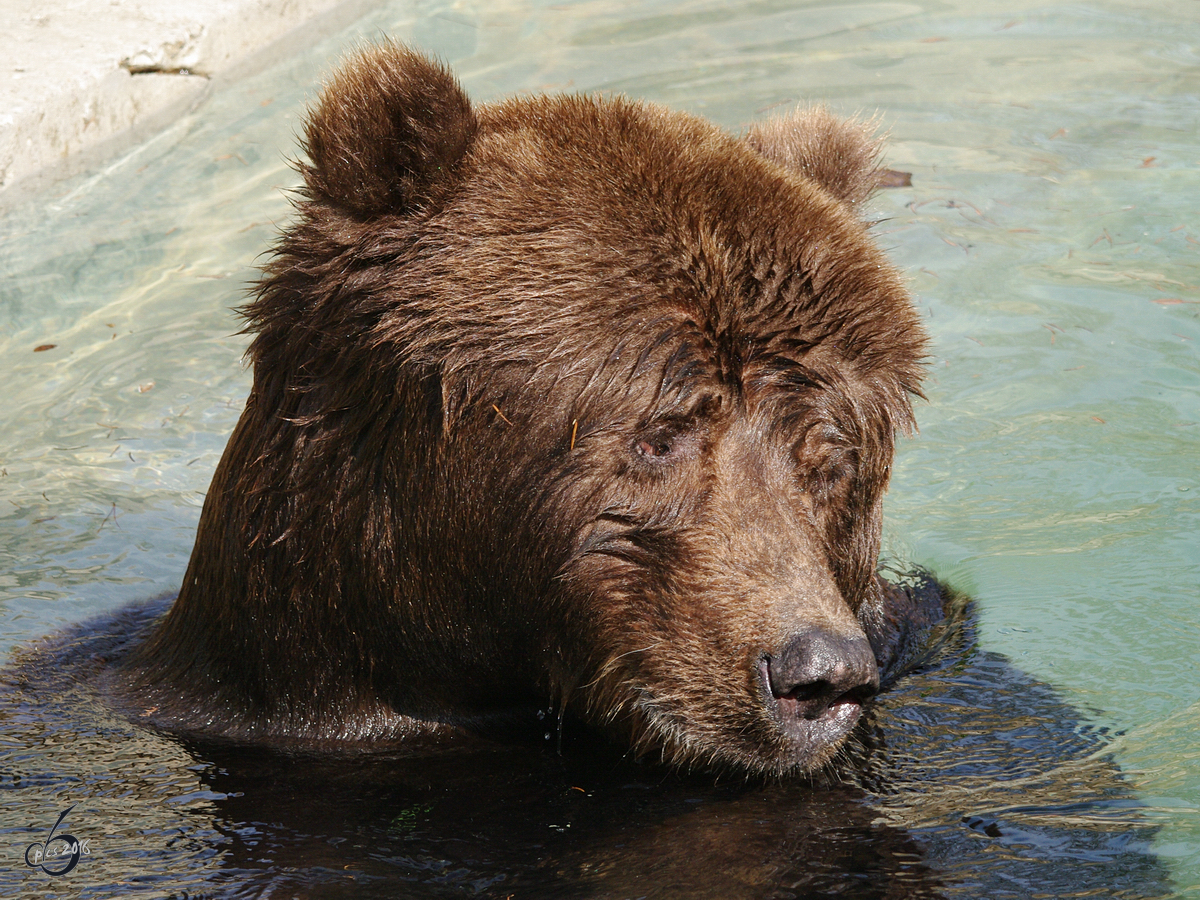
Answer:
[762, 627, 880, 720]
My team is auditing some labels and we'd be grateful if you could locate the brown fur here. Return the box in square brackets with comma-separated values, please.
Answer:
[119, 42, 928, 777]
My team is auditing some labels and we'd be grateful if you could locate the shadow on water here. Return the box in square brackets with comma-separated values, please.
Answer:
[2, 593, 1170, 899]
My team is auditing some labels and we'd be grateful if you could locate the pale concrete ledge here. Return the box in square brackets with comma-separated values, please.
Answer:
[0, 0, 381, 203]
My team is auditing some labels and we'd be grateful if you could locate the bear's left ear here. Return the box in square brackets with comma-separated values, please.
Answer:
[300, 42, 477, 219]
[744, 107, 883, 209]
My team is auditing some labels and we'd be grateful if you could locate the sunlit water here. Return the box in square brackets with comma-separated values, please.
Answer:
[1, 0, 1196, 896]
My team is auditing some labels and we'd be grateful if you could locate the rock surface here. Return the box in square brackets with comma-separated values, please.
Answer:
[0, 0, 375, 198]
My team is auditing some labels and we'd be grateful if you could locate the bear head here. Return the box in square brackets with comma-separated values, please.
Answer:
[125, 43, 927, 778]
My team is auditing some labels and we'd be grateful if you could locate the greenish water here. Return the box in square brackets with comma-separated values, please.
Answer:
[1, 0, 1196, 896]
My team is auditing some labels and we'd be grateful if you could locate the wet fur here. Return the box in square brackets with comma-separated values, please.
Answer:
[112, 43, 929, 777]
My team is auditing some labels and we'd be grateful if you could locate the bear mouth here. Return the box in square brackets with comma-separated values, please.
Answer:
[756, 658, 872, 751]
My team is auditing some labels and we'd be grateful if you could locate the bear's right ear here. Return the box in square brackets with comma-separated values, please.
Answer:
[300, 43, 477, 219]
[744, 106, 882, 209]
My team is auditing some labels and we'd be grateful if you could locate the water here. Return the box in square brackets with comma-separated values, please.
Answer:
[1, 0, 1196, 896]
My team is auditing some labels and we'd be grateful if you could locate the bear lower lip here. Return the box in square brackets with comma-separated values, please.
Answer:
[774, 694, 863, 754]
[776, 693, 863, 727]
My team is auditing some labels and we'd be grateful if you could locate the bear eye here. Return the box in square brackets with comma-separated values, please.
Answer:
[631, 418, 703, 467]
[803, 450, 857, 502]
[794, 424, 858, 497]
[636, 437, 672, 458]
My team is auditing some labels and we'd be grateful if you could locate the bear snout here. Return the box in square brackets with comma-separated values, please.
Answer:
[760, 628, 880, 724]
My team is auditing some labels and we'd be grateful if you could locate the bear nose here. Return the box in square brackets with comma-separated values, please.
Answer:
[763, 628, 880, 719]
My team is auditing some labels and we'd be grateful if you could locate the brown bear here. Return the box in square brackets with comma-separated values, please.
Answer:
[110, 42, 932, 778]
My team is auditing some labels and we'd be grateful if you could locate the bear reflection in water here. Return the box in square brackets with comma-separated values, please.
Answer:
[7, 43, 1167, 898]
[14, 585, 1166, 898]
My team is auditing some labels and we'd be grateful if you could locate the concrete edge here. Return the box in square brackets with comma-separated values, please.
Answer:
[0, 0, 383, 214]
